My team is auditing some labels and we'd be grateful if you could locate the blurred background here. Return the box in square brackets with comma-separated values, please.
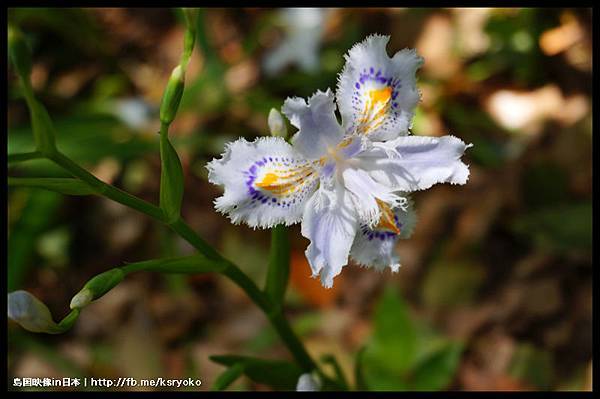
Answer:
[7, 8, 592, 391]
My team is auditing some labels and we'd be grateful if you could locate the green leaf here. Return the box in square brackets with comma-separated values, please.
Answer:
[212, 363, 245, 391]
[27, 95, 58, 154]
[410, 341, 464, 391]
[210, 355, 303, 390]
[8, 290, 79, 334]
[8, 177, 97, 196]
[360, 286, 464, 391]
[264, 225, 290, 305]
[159, 128, 184, 223]
[367, 286, 418, 374]
[360, 362, 410, 391]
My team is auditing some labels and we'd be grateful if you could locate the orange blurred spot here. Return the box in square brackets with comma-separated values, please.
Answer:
[539, 13, 583, 56]
[290, 251, 342, 308]
[415, 14, 461, 79]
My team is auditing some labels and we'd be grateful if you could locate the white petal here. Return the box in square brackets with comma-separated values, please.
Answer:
[8, 290, 62, 334]
[301, 183, 359, 288]
[337, 34, 423, 141]
[207, 137, 319, 229]
[262, 8, 326, 76]
[282, 89, 344, 159]
[296, 373, 321, 391]
[342, 167, 405, 228]
[350, 198, 417, 271]
[359, 135, 472, 192]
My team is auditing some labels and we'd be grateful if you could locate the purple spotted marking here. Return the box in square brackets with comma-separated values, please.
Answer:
[242, 157, 318, 210]
[360, 213, 403, 241]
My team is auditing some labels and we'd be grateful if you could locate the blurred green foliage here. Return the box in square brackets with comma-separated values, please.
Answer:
[359, 286, 464, 390]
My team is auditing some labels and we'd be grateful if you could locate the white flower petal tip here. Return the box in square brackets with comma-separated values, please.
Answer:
[337, 34, 424, 141]
[296, 373, 321, 391]
[206, 137, 319, 229]
[358, 135, 472, 193]
[282, 89, 344, 159]
[301, 185, 358, 289]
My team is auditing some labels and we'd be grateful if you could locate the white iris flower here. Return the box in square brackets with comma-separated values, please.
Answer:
[263, 8, 330, 76]
[208, 35, 472, 288]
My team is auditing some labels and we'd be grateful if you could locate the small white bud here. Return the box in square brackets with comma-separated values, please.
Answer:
[70, 288, 93, 309]
[7, 290, 61, 333]
[268, 108, 288, 138]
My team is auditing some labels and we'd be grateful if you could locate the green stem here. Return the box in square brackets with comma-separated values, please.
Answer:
[8, 151, 43, 164]
[48, 151, 166, 221]
[268, 311, 317, 373]
[119, 255, 225, 275]
[47, 149, 319, 374]
[264, 225, 290, 306]
[168, 218, 221, 261]
[212, 363, 245, 391]
[222, 264, 317, 373]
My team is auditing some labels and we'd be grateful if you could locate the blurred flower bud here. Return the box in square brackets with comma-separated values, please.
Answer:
[296, 372, 320, 391]
[268, 108, 288, 138]
[8, 290, 62, 334]
[160, 65, 185, 125]
[70, 268, 125, 309]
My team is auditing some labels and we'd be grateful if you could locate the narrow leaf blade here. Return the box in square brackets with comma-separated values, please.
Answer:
[210, 355, 303, 390]
[159, 132, 184, 223]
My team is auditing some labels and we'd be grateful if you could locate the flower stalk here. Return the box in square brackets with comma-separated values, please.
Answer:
[8, 9, 325, 385]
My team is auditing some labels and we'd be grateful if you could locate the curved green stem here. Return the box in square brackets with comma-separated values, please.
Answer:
[48, 151, 166, 221]
[46, 148, 319, 373]
[8, 151, 43, 164]
[167, 218, 221, 261]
